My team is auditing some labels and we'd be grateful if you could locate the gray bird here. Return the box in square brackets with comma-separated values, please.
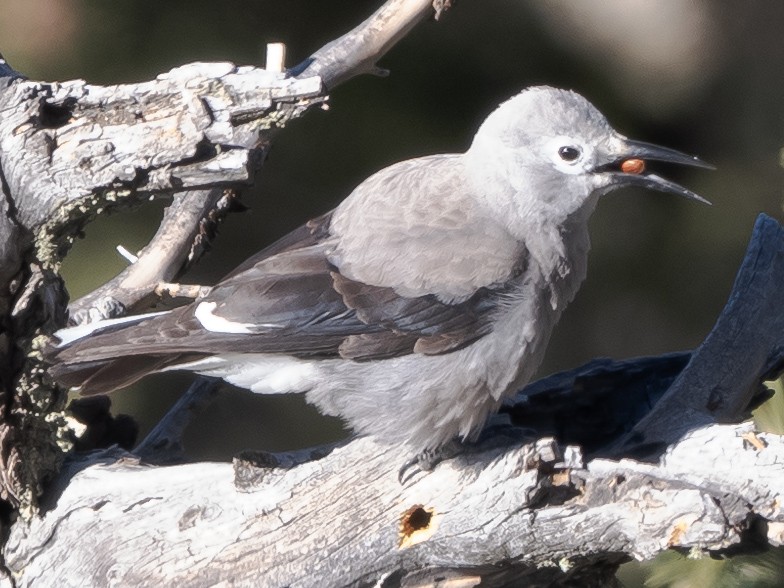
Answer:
[49, 86, 710, 454]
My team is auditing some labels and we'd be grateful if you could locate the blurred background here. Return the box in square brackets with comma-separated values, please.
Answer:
[3, 1, 783, 585]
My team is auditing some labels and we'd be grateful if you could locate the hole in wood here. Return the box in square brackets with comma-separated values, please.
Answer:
[403, 506, 432, 533]
[399, 505, 438, 548]
[39, 99, 75, 129]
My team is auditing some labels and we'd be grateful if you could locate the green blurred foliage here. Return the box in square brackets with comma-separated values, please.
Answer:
[756, 378, 784, 436]
[615, 383, 784, 587]
[3, 2, 784, 584]
[619, 549, 784, 588]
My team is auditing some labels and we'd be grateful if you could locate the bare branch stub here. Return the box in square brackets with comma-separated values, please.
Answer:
[66, 188, 235, 324]
[295, 0, 440, 89]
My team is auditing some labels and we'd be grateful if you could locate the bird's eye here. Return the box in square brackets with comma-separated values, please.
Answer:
[558, 145, 582, 162]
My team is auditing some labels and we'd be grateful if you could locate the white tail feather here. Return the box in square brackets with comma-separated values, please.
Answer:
[55, 311, 169, 347]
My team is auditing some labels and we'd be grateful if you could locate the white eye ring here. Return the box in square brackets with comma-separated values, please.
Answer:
[545, 136, 592, 175]
[558, 145, 582, 163]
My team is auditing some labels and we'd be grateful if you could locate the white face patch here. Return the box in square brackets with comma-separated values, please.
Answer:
[194, 301, 257, 334]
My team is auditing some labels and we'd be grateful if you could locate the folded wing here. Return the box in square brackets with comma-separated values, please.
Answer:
[49, 210, 527, 395]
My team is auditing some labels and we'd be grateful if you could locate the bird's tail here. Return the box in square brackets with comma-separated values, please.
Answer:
[47, 353, 179, 396]
[45, 310, 187, 395]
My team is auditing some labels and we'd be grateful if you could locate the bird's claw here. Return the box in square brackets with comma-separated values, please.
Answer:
[397, 439, 464, 484]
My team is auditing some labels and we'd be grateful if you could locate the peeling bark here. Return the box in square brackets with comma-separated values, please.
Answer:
[0, 0, 444, 515]
[0, 1, 781, 586]
[4, 213, 783, 586]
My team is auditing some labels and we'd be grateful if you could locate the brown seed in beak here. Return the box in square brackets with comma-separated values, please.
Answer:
[621, 158, 646, 174]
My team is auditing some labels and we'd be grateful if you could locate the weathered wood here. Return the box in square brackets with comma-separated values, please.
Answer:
[133, 377, 221, 464]
[1, 1, 781, 585]
[295, 0, 438, 89]
[610, 214, 784, 458]
[4, 421, 782, 587]
[0, 0, 444, 513]
[66, 188, 238, 324]
[0, 61, 323, 510]
[0, 63, 322, 236]
[505, 218, 784, 462]
[3, 214, 782, 586]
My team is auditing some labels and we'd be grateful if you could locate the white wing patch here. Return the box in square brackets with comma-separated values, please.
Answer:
[194, 301, 258, 334]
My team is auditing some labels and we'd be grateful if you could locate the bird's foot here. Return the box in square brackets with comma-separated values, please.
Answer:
[398, 438, 465, 484]
[397, 420, 537, 484]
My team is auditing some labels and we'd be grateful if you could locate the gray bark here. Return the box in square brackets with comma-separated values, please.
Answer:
[6, 421, 781, 588]
[4, 213, 784, 587]
[0, 0, 440, 514]
[0, 1, 782, 586]
[0, 57, 324, 511]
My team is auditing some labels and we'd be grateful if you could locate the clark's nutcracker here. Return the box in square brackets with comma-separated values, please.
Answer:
[48, 86, 710, 453]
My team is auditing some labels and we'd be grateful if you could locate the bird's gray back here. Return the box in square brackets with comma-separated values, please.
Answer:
[329, 154, 525, 303]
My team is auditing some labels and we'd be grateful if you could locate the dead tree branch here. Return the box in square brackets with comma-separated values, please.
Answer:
[66, 188, 236, 324]
[4, 423, 781, 587]
[1, 2, 781, 585]
[295, 0, 437, 88]
[0, 0, 445, 512]
[612, 214, 784, 456]
[4, 214, 784, 586]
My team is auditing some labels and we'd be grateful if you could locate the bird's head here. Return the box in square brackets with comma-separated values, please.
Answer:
[466, 86, 711, 229]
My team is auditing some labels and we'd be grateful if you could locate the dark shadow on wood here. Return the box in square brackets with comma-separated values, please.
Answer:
[503, 213, 784, 462]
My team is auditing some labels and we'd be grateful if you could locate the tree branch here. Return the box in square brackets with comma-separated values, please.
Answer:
[66, 188, 236, 324]
[3, 214, 783, 586]
[295, 0, 441, 88]
[0, 64, 322, 238]
[132, 377, 221, 464]
[0, 0, 446, 511]
[5, 422, 782, 587]
[609, 214, 784, 458]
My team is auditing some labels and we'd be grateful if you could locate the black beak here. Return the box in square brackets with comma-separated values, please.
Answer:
[599, 138, 713, 205]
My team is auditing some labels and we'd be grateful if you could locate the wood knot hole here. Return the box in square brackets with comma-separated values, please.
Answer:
[399, 505, 437, 548]
[40, 99, 76, 129]
[402, 505, 432, 534]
